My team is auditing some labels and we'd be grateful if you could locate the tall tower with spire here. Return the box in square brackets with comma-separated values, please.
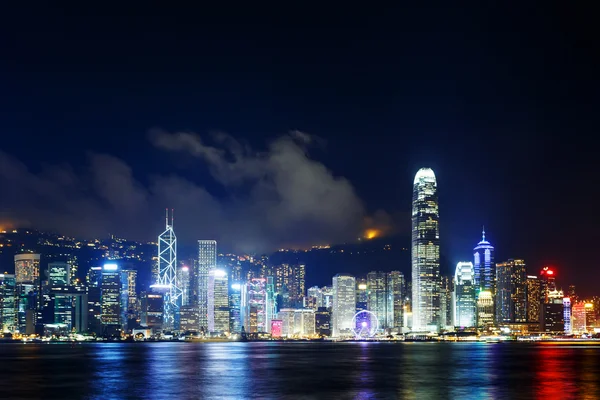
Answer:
[152, 209, 182, 330]
[411, 168, 440, 332]
[473, 227, 495, 294]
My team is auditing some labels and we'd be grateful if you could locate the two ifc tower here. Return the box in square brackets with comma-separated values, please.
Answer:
[150, 209, 181, 329]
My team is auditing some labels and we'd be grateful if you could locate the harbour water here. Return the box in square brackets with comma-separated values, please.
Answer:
[1, 342, 600, 399]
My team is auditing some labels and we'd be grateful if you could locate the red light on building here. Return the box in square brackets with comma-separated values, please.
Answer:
[271, 320, 283, 338]
[546, 270, 554, 275]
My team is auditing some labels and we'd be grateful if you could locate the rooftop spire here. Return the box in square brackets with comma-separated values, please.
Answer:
[482, 226, 486, 241]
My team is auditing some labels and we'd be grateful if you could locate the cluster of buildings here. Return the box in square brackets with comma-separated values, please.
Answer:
[1, 168, 597, 341]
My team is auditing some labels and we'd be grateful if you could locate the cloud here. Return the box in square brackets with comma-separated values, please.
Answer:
[0, 130, 365, 252]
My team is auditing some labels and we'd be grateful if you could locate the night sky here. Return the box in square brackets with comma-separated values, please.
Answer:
[0, 5, 598, 292]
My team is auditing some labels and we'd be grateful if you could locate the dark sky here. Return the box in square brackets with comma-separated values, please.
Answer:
[0, 5, 598, 293]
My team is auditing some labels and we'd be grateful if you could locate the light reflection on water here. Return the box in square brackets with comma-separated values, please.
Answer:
[1, 342, 600, 399]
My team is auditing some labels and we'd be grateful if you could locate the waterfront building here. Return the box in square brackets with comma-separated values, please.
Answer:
[584, 303, 596, 330]
[387, 271, 404, 331]
[563, 297, 572, 334]
[356, 279, 368, 312]
[276, 308, 315, 338]
[453, 262, 476, 328]
[121, 269, 138, 331]
[315, 307, 331, 337]
[473, 230, 495, 294]
[271, 319, 283, 338]
[101, 263, 122, 337]
[477, 291, 495, 329]
[367, 271, 387, 329]
[411, 168, 440, 331]
[496, 259, 527, 324]
[0, 274, 16, 333]
[526, 275, 541, 324]
[241, 278, 269, 333]
[267, 264, 306, 308]
[540, 266, 557, 303]
[197, 240, 217, 332]
[179, 305, 199, 332]
[229, 283, 242, 333]
[440, 276, 453, 329]
[332, 274, 356, 337]
[140, 291, 164, 329]
[208, 269, 229, 333]
[542, 293, 565, 333]
[572, 302, 587, 333]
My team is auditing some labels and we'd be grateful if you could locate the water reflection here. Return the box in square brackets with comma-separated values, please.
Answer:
[2, 342, 600, 399]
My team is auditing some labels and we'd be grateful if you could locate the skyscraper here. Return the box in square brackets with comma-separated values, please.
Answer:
[411, 168, 440, 331]
[177, 265, 191, 306]
[473, 229, 495, 293]
[241, 278, 268, 333]
[496, 259, 527, 324]
[15, 253, 41, 284]
[526, 275, 541, 324]
[270, 263, 306, 308]
[386, 271, 405, 331]
[101, 263, 122, 337]
[154, 210, 180, 330]
[453, 262, 476, 328]
[197, 240, 217, 332]
[207, 269, 229, 333]
[332, 274, 356, 337]
[367, 271, 387, 329]
[0, 274, 16, 333]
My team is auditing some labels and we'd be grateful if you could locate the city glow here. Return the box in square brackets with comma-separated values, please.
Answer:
[181, 266, 189, 272]
[103, 263, 118, 271]
[358, 284, 367, 290]
[231, 283, 241, 290]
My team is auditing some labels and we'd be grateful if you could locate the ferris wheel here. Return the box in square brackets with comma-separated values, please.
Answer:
[352, 310, 379, 339]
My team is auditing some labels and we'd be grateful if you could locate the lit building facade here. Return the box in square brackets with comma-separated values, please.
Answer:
[0, 274, 16, 333]
[572, 302, 587, 333]
[140, 291, 164, 329]
[241, 278, 269, 333]
[306, 286, 323, 310]
[526, 275, 541, 324]
[15, 253, 41, 285]
[101, 263, 122, 336]
[411, 168, 440, 331]
[207, 269, 229, 333]
[356, 279, 368, 312]
[563, 297, 572, 334]
[179, 305, 199, 332]
[386, 271, 404, 331]
[453, 262, 476, 328]
[542, 293, 565, 333]
[229, 283, 242, 333]
[48, 262, 70, 287]
[177, 265, 191, 307]
[332, 274, 356, 337]
[315, 307, 331, 337]
[473, 230, 495, 294]
[496, 259, 526, 325]
[121, 269, 138, 331]
[477, 291, 495, 329]
[268, 263, 306, 308]
[367, 271, 387, 329]
[197, 240, 217, 331]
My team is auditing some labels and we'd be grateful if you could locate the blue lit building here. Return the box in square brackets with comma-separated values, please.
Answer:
[101, 263, 122, 337]
[452, 262, 476, 328]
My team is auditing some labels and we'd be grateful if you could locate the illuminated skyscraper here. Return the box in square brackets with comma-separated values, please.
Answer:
[306, 286, 323, 310]
[154, 210, 181, 330]
[477, 291, 495, 329]
[101, 263, 122, 337]
[473, 229, 495, 293]
[332, 274, 356, 337]
[367, 271, 387, 329]
[563, 297, 572, 334]
[177, 265, 191, 306]
[241, 278, 268, 333]
[121, 269, 137, 330]
[411, 168, 440, 331]
[453, 262, 476, 328]
[207, 269, 229, 333]
[386, 271, 404, 331]
[356, 279, 368, 312]
[271, 264, 306, 308]
[0, 274, 16, 333]
[540, 266, 557, 303]
[229, 283, 242, 333]
[526, 275, 541, 324]
[197, 240, 217, 331]
[496, 259, 527, 324]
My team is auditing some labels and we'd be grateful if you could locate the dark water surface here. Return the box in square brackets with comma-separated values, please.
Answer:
[1, 342, 600, 399]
